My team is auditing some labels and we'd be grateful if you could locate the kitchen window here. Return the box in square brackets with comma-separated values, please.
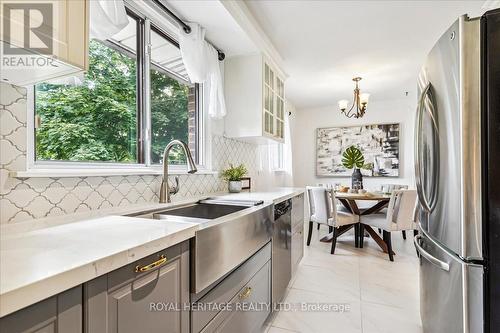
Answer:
[149, 26, 199, 165]
[30, 8, 201, 171]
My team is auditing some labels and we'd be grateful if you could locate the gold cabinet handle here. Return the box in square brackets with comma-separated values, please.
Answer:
[239, 287, 252, 300]
[135, 255, 167, 273]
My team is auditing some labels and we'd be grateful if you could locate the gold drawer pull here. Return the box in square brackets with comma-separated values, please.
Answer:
[239, 287, 252, 300]
[135, 255, 167, 273]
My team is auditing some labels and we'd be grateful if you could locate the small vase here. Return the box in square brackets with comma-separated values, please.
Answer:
[351, 168, 363, 189]
[228, 181, 242, 193]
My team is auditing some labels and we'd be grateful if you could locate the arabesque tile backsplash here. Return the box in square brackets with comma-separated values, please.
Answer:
[0, 83, 261, 224]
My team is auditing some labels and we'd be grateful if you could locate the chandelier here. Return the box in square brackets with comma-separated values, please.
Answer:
[338, 77, 370, 119]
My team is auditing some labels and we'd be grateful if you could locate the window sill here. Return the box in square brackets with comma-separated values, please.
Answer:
[10, 168, 219, 178]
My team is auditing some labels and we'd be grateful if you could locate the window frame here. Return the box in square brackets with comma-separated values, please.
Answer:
[26, 3, 208, 175]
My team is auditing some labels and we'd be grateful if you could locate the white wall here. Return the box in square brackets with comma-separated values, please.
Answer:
[291, 98, 416, 190]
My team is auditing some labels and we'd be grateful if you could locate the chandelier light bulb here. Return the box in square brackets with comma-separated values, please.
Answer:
[360, 93, 370, 105]
[338, 99, 349, 111]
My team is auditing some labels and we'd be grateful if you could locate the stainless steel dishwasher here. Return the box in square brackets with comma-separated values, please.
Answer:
[272, 199, 292, 304]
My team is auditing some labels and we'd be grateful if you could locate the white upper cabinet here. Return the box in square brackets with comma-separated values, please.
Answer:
[0, 0, 89, 86]
[224, 54, 286, 144]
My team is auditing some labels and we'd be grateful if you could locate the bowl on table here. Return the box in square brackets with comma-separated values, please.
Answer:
[338, 186, 349, 193]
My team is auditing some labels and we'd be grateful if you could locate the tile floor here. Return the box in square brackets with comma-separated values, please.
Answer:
[266, 225, 422, 333]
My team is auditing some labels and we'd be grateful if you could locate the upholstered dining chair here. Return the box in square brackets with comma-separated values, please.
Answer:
[359, 189, 418, 261]
[306, 186, 360, 254]
[377, 184, 409, 238]
[315, 183, 336, 230]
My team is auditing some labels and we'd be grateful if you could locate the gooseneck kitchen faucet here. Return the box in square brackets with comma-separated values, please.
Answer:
[159, 140, 197, 203]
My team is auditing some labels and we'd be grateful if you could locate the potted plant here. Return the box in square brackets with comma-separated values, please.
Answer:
[341, 146, 367, 189]
[221, 164, 248, 193]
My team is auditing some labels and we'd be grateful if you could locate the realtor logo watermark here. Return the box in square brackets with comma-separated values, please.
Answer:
[3, 3, 53, 54]
[149, 302, 352, 313]
[1, 2, 56, 69]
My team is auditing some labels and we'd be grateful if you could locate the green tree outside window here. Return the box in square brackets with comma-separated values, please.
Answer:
[35, 39, 193, 165]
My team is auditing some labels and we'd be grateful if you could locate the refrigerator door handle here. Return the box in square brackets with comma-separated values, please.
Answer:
[414, 234, 450, 271]
[414, 82, 439, 213]
[414, 85, 431, 213]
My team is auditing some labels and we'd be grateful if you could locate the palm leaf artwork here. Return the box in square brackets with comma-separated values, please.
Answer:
[341, 146, 365, 169]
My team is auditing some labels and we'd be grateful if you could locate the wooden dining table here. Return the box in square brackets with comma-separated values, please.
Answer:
[319, 192, 395, 255]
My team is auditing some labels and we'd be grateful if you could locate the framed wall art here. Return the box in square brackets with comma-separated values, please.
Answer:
[316, 123, 400, 177]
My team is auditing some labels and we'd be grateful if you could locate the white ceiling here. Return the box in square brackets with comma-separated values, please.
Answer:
[245, 1, 489, 109]
[166, 0, 257, 57]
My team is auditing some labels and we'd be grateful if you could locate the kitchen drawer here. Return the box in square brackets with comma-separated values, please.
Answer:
[85, 241, 190, 333]
[291, 193, 304, 230]
[291, 229, 304, 275]
[0, 286, 82, 333]
[107, 241, 184, 288]
[200, 261, 271, 333]
[192, 242, 271, 333]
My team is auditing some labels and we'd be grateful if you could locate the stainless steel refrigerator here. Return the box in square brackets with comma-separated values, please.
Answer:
[414, 9, 500, 333]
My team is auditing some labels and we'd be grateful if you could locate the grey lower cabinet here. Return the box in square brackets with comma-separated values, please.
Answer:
[291, 193, 304, 228]
[0, 241, 189, 333]
[291, 193, 305, 275]
[0, 286, 82, 333]
[1, 220, 279, 333]
[192, 242, 272, 333]
[84, 241, 190, 333]
[201, 262, 270, 333]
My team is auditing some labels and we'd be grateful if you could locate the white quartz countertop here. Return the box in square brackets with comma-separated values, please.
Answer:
[0, 187, 304, 317]
[0, 216, 198, 317]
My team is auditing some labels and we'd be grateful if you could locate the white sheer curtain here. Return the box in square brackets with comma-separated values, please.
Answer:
[178, 23, 207, 82]
[90, 0, 129, 41]
[205, 45, 226, 119]
[257, 145, 274, 190]
[282, 114, 294, 186]
[179, 23, 226, 119]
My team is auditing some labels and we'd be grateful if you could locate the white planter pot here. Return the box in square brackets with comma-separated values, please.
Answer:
[228, 181, 242, 193]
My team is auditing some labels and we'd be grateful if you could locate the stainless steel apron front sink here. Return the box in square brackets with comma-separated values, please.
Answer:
[152, 199, 272, 294]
